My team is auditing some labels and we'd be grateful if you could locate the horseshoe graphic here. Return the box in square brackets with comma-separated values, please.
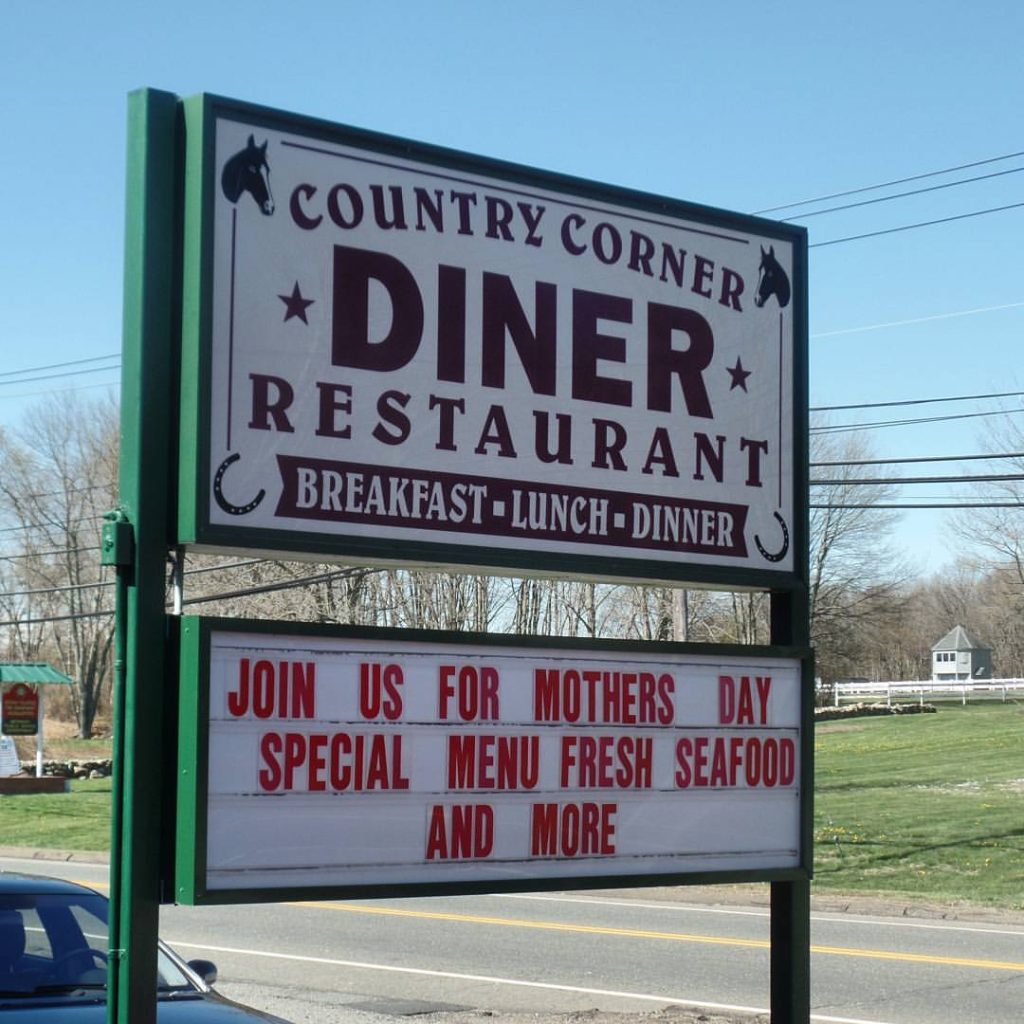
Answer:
[754, 511, 790, 563]
[213, 453, 265, 516]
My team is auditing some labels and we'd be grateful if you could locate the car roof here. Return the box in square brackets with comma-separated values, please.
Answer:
[0, 871, 103, 898]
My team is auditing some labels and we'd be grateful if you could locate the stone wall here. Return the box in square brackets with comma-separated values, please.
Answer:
[19, 759, 113, 779]
[815, 702, 936, 722]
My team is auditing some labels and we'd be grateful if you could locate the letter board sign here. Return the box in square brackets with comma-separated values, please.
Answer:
[177, 95, 807, 587]
[175, 618, 810, 904]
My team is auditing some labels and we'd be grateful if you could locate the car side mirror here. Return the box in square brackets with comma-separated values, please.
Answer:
[187, 958, 218, 985]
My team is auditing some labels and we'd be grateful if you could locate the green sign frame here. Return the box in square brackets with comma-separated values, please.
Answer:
[177, 93, 808, 592]
[176, 615, 813, 906]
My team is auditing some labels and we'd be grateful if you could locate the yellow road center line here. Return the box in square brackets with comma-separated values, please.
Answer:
[294, 900, 1024, 973]
[76, 881, 1024, 974]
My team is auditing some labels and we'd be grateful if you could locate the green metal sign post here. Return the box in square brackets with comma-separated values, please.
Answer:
[106, 88, 181, 1024]
[109, 87, 812, 1024]
[771, 586, 813, 1023]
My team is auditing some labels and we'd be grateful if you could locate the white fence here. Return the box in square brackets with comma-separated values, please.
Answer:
[826, 678, 1024, 707]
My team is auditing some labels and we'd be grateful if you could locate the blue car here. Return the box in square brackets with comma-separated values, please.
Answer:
[0, 872, 291, 1022]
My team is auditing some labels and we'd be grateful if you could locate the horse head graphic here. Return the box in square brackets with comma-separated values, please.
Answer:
[754, 245, 790, 309]
[221, 135, 274, 215]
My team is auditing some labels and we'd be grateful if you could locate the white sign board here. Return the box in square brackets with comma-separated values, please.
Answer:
[181, 98, 805, 584]
[178, 622, 803, 899]
[0, 735, 21, 777]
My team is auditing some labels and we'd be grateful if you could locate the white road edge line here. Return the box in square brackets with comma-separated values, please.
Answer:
[497, 893, 1024, 937]
[166, 938, 896, 1024]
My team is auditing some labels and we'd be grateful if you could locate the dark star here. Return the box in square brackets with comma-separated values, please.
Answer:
[279, 281, 314, 324]
[727, 357, 751, 392]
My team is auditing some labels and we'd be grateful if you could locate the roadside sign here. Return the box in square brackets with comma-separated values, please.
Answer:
[118, 89, 812, 1023]
[176, 617, 810, 904]
[178, 95, 806, 588]
[1, 683, 39, 736]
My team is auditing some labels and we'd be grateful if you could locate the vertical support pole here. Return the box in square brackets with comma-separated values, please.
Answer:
[108, 87, 181, 1024]
[770, 588, 812, 1024]
[35, 689, 44, 778]
[771, 877, 811, 1023]
[768, 218, 811, 1024]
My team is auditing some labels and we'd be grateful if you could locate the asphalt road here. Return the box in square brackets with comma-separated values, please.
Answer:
[2, 854, 1022, 1024]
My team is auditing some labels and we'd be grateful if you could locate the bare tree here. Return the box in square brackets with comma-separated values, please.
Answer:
[953, 407, 1024, 583]
[943, 405, 1024, 674]
[809, 429, 909, 682]
[0, 396, 119, 737]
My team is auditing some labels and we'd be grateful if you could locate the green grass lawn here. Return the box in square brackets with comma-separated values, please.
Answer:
[813, 701, 1024, 908]
[2, 703, 1022, 909]
[0, 778, 112, 851]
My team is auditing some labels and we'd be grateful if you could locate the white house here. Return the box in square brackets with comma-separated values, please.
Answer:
[931, 625, 992, 682]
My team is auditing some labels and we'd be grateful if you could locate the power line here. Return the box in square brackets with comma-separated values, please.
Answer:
[0, 354, 120, 380]
[0, 558, 266, 600]
[785, 165, 1024, 221]
[811, 408, 1020, 434]
[811, 501, 1024, 510]
[810, 473, 1024, 487]
[753, 148, 1024, 214]
[0, 546, 100, 562]
[811, 390, 1024, 413]
[181, 566, 373, 606]
[811, 451, 1024, 467]
[20, 487, 112, 503]
[180, 558, 270, 577]
[0, 579, 112, 600]
[0, 565, 377, 628]
[0, 364, 122, 388]
[0, 514, 109, 536]
[810, 200, 1024, 248]
[3, 380, 119, 403]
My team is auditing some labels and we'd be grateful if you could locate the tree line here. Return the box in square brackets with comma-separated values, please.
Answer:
[2, 394, 1021, 738]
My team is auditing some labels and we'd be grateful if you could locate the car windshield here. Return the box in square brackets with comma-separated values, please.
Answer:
[0, 892, 194, 999]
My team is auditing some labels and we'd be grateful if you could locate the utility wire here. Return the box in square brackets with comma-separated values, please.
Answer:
[811, 390, 1024, 413]
[0, 354, 120, 380]
[0, 565, 377, 628]
[0, 364, 122, 387]
[811, 408, 1020, 433]
[812, 451, 1024, 467]
[0, 546, 101, 561]
[754, 148, 1024, 214]
[810, 200, 1024, 248]
[811, 501, 1024, 509]
[0, 579, 111, 599]
[0, 558, 266, 600]
[15, 483, 114, 502]
[0, 514, 109, 536]
[180, 567, 374, 606]
[785, 165, 1024, 221]
[810, 473, 1024, 487]
[3, 380, 119, 402]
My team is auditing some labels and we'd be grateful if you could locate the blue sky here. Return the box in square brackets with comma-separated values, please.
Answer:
[2, 1, 1022, 575]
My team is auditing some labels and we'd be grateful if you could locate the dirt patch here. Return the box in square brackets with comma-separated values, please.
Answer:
[11, 716, 112, 761]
